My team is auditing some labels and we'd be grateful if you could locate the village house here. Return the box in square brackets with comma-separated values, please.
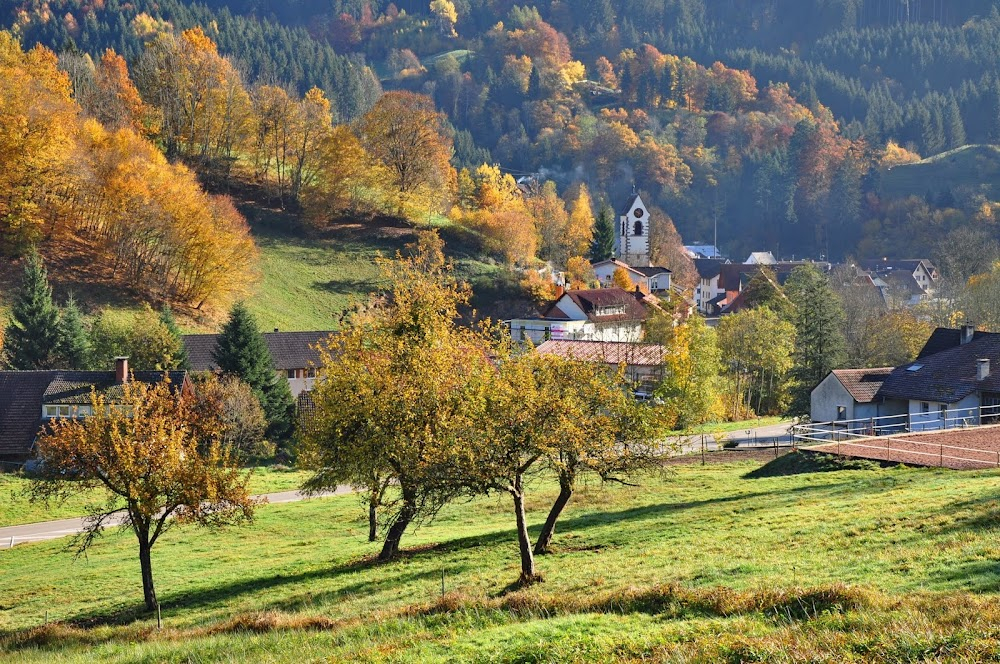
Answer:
[684, 244, 725, 260]
[714, 261, 831, 314]
[535, 339, 666, 397]
[692, 258, 727, 315]
[810, 325, 1000, 431]
[0, 358, 190, 464]
[507, 287, 656, 344]
[183, 330, 332, 397]
[857, 259, 939, 307]
[591, 258, 672, 294]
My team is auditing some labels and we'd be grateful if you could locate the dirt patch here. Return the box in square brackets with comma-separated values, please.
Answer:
[809, 427, 1000, 470]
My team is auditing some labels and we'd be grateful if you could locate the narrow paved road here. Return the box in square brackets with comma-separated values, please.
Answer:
[673, 421, 796, 455]
[0, 487, 353, 550]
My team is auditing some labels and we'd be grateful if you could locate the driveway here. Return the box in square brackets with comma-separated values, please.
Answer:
[0, 487, 353, 550]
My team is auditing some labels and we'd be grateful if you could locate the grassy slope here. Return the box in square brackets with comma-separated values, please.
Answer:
[0, 468, 308, 528]
[880, 143, 1000, 201]
[5, 456, 1000, 660]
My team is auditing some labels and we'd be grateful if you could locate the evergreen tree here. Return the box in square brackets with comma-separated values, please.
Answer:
[159, 305, 189, 369]
[57, 294, 91, 370]
[213, 302, 295, 442]
[3, 251, 61, 370]
[944, 95, 967, 149]
[589, 202, 615, 262]
[784, 265, 847, 415]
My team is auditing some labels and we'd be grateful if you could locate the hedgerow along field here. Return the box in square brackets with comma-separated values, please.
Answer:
[5, 454, 1000, 661]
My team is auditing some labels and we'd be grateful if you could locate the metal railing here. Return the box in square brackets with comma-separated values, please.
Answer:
[792, 403, 1000, 467]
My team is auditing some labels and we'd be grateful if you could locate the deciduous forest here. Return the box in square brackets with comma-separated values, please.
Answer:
[4, 0, 1000, 313]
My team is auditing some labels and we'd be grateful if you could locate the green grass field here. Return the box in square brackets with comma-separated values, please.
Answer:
[6, 454, 1000, 661]
[0, 467, 308, 528]
[880, 143, 1000, 201]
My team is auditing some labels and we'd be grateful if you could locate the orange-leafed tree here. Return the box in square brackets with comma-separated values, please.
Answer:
[358, 91, 455, 217]
[91, 48, 149, 134]
[30, 379, 258, 612]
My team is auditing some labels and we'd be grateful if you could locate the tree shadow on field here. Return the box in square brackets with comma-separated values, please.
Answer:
[57, 553, 468, 631]
[314, 277, 375, 295]
[924, 559, 1000, 592]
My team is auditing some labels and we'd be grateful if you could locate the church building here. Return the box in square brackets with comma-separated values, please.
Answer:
[615, 193, 651, 267]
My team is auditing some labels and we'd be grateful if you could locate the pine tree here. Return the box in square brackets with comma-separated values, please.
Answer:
[57, 294, 91, 369]
[944, 96, 966, 149]
[213, 303, 295, 442]
[589, 203, 615, 262]
[159, 305, 189, 369]
[784, 265, 847, 415]
[3, 251, 61, 369]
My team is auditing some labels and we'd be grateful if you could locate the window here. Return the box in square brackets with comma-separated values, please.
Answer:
[836, 406, 847, 421]
[305, 368, 317, 379]
[633, 221, 643, 236]
[287, 369, 297, 379]
[921, 402, 930, 414]
[595, 305, 627, 317]
[621, 221, 626, 236]
[43, 404, 90, 419]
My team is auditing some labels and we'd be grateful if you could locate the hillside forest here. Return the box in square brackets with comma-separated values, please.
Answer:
[3, 2, 1000, 323]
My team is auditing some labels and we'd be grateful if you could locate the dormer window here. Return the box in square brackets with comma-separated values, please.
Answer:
[595, 305, 627, 317]
[43, 404, 92, 419]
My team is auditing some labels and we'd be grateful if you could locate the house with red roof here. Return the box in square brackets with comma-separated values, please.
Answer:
[507, 287, 657, 344]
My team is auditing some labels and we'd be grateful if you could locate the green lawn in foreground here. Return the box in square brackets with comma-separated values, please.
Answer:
[5, 455, 1000, 661]
[0, 467, 309, 528]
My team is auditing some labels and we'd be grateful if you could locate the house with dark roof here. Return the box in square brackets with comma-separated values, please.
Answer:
[875, 324, 1000, 431]
[692, 258, 727, 314]
[809, 367, 898, 423]
[859, 259, 938, 303]
[809, 325, 1000, 431]
[536, 339, 666, 396]
[0, 358, 189, 463]
[183, 330, 332, 397]
[715, 261, 831, 314]
[507, 287, 656, 344]
[591, 258, 672, 294]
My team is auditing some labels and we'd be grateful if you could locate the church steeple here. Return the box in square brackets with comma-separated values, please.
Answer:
[614, 192, 650, 267]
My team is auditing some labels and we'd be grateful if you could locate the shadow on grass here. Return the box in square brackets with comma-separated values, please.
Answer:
[924, 559, 1000, 592]
[19, 475, 877, 634]
[743, 451, 892, 479]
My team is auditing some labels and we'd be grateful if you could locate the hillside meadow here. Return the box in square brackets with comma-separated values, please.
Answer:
[4, 453, 1000, 661]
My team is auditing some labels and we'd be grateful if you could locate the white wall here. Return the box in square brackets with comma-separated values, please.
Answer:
[907, 394, 981, 432]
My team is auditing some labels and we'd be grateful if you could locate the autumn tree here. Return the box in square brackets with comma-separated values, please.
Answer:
[717, 307, 796, 418]
[532, 375, 664, 555]
[30, 379, 257, 611]
[89, 306, 185, 371]
[611, 266, 635, 290]
[358, 91, 455, 217]
[189, 374, 270, 459]
[89, 49, 148, 134]
[655, 316, 721, 430]
[564, 183, 595, 260]
[301, 232, 493, 560]
[301, 126, 380, 225]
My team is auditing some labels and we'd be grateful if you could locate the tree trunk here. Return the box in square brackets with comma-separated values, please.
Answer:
[379, 498, 415, 561]
[138, 535, 157, 612]
[368, 497, 378, 543]
[511, 473, 539, 585]
[533, 467, 575, 555]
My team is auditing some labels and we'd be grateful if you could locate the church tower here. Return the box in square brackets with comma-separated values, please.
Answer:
[614, 193, 650, 267]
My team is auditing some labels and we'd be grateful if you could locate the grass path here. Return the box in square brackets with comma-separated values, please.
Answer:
[5, 455, 1000, 660]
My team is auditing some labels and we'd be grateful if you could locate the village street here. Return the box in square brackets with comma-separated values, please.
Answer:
[0, 487, 353, 550]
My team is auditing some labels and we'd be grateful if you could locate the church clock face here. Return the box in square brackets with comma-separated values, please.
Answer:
[633, 208, 644, 218]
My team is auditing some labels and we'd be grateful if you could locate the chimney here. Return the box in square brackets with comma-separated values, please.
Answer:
[115, 357, 129, 384]
[634, 285, 644, 300]
[961, 323, 975, 345]
[273, 328, 279, 333]
[979, 359, 991, 381]
[553, 285, 565, 299]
